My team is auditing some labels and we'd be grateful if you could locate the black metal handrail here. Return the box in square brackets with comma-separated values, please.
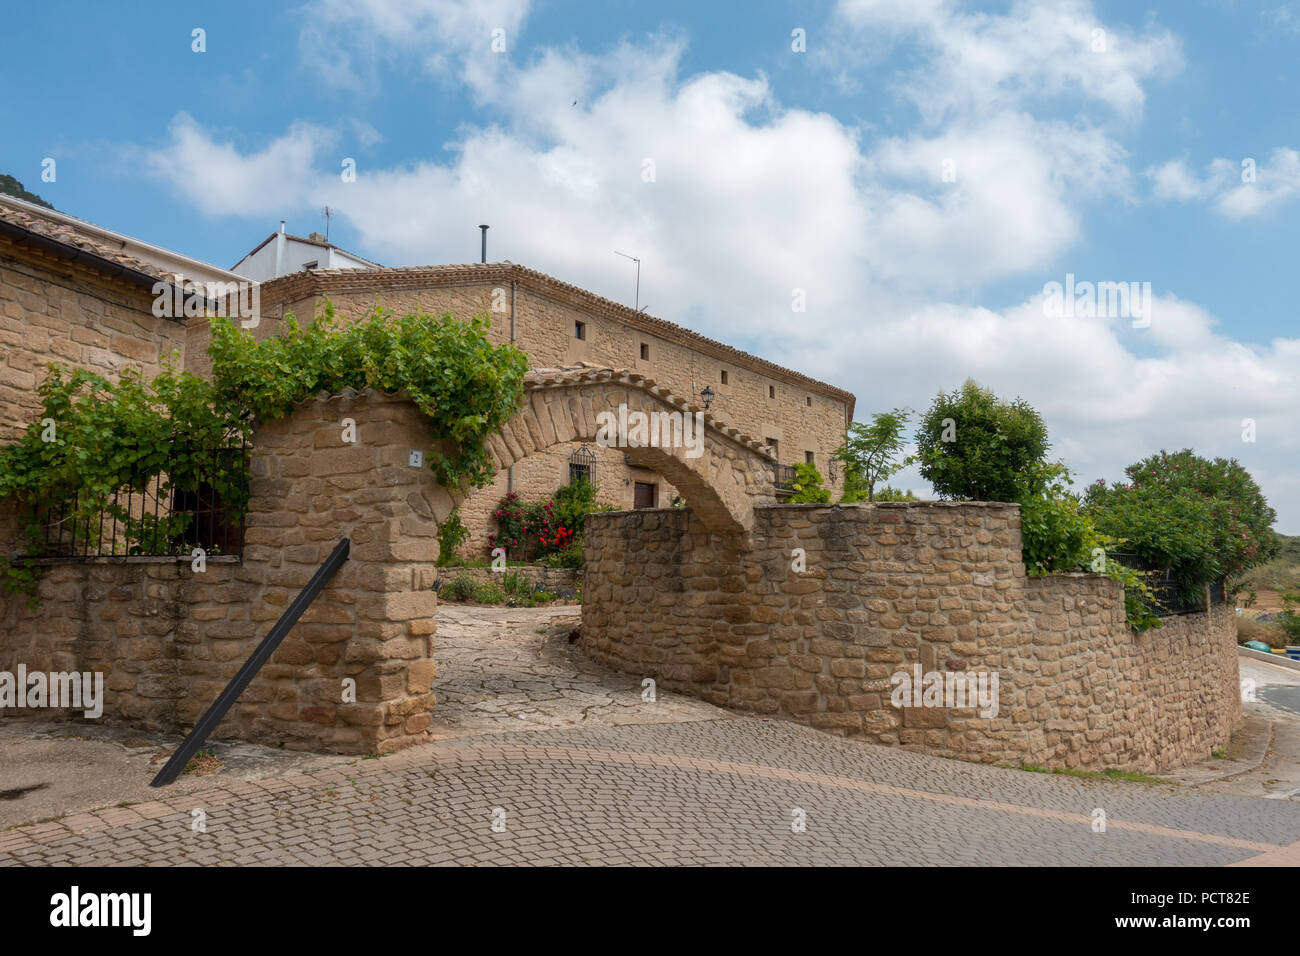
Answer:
[27, 443, 248, 561]
[1107, 551, 1225, 616]
[774, 463, 797, 490]
[150, 537, 351, 787]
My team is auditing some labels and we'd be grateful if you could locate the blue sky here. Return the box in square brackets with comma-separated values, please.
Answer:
[3, 0, 1299, 528]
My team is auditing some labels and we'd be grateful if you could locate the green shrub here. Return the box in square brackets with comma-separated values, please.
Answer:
[436, 510, 469, 566]
[473, 582, 504, 604]
[1084, 450, 1280, 605]
[554, 477, 611, 536]
[1018, 464, 1091, 575]
[500, 571, 533, 597]
[1278, 592, 1300, 643]
[443, 575, 479, 602]
[1018, 463, 1161, 633]
[788, 462, 831, 503]
[915, 379, 1049, 502]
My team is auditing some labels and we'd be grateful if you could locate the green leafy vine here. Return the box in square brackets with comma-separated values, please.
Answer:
[0, 303, 528, 599]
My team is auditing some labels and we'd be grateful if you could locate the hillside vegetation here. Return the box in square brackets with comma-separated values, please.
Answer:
[0, 173, 54, 209]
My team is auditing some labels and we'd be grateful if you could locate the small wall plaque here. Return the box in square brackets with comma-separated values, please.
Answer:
[409, 449, 424, 468]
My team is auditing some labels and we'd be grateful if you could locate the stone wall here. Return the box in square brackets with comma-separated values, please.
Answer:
[0, 390, 441, 754]
[0, 235, 186, 447]
[581, 502, 1240, 773]
[433, 565, 580, 595]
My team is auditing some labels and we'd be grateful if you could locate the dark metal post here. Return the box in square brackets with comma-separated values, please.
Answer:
[150, 537, 351, 787]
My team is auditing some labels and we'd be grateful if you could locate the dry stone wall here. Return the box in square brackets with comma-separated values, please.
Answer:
[432, 565, 579, 596]
[581, 502, 1240, 773]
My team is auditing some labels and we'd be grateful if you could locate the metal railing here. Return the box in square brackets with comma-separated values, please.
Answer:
[1108, 552, 1226, 616]
[25, 445, 248, 561]
[774, 463, 797, 490]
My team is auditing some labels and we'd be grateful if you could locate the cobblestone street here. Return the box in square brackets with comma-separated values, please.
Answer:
[427, 605, 725, 737]
[2, 606, 1298, 866]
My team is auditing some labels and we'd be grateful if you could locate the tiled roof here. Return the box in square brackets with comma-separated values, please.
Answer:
[0, 198, 173, 286]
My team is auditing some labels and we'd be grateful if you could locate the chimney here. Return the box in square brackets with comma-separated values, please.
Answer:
[275, 221, 287, 276]
[478, 224, 488, 263]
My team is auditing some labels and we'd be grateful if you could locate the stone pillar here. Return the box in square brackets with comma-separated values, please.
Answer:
[243, 388, 440, 753]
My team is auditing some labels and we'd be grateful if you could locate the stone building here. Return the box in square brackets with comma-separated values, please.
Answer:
[202, 258, 856, 555]
[0, 196, 221, 448]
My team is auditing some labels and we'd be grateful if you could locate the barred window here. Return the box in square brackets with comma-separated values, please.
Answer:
[569, 445, 596, 486]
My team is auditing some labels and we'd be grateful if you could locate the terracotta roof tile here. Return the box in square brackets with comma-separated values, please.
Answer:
[0, 201, 173, 285]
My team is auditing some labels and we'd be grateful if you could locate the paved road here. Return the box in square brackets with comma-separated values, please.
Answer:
[2, 607, 1298, 866]
[3, 716, 1298, 866]
[1259, 686, 1300, 717]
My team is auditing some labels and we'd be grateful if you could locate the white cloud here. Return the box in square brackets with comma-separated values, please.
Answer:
[863, 113, 1131, 290]
[141, 113, 335, 217]
[297, 0, 531, 92]
[834, 0, 1182, 123]
[1148, 158, 1217, 202]
[1148, 148, 1300, 218]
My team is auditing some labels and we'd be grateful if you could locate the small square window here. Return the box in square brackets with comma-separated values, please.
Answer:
[805, 451, 815, 464]
[574, 321, 586, 340]
[720, 370, 728, 385]
[768, 385, 775, 399]
[640, 342, 649, 360]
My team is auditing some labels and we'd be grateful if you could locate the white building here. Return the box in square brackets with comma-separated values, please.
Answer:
[232, 221, 381, 281]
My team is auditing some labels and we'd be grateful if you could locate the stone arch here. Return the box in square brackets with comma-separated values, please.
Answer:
[427, 365, 779, 541]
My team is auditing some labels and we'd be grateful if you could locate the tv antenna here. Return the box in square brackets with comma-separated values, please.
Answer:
[614, 250, 644, 312]
[321, 206, 334, 242]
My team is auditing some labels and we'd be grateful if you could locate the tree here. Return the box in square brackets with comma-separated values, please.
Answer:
[915, 379, 1049, 502]
[872, 486, 918, 502]
[835, 407, 914, 502]
[1084, 449, 1280, 603]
